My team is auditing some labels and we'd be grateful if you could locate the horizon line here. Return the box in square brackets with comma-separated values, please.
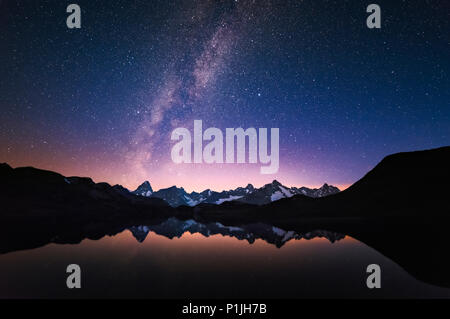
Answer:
[1, 162, 351, 194]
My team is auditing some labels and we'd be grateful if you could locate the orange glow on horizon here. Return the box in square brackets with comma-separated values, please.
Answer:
[2, 152, 355, 193]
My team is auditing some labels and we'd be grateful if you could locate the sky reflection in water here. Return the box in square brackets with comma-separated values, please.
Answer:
[1, 224, 450, 299]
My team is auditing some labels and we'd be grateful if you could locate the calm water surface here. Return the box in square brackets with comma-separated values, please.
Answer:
[1, 219, 449, 298]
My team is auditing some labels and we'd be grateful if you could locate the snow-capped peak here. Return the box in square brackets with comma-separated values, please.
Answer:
[129, 179, 339, 207]
[132, 181, 153, 197]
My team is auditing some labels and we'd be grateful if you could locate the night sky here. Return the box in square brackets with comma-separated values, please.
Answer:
[0, 0, 449, 192]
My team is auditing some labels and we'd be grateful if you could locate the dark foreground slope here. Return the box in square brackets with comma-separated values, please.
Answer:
[0, 163, 175, 223]
[328, 146, 450, 217]
[194, 146, 450, 222]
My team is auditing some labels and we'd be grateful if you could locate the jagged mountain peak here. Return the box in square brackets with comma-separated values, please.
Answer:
[129, 177, 339, 207]
[141, 181, 151, 187]
[133, 180, 153, 197]
[200, 189, 212, 195]
[135, 181, 152, 189]
[271, 180, 282, 186]
[313, 183, 340, 197]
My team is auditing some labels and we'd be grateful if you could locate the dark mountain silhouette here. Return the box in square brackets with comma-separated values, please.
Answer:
[272, 145, 450, 218]
[0, 163, 173, 224]
[132, 181, 153, 197]
[202, 184, 256, 204]
[191, 146, 450, 222]
[151, 186, 193, 207]
[236, 180, 340, 205]
[129, 182, 255, 207]
[1, 146, 450, 288]
[1, 146, 449, 222]
[127, 178, 339, 207]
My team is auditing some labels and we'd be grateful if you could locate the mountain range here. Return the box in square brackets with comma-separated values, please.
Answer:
[1, 146, 449, 222]
[129, 179, 340, 207]
[1, 146, 450, 289]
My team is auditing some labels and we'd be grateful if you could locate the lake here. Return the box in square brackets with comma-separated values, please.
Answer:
[0, 218, 449, 298]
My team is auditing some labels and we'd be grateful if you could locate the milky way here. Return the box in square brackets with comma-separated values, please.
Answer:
[0, 0, 449, 191]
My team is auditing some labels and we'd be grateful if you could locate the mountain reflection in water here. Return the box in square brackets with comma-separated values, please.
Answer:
[128, 218, 345, 247]
[1, 217, 450, 299]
